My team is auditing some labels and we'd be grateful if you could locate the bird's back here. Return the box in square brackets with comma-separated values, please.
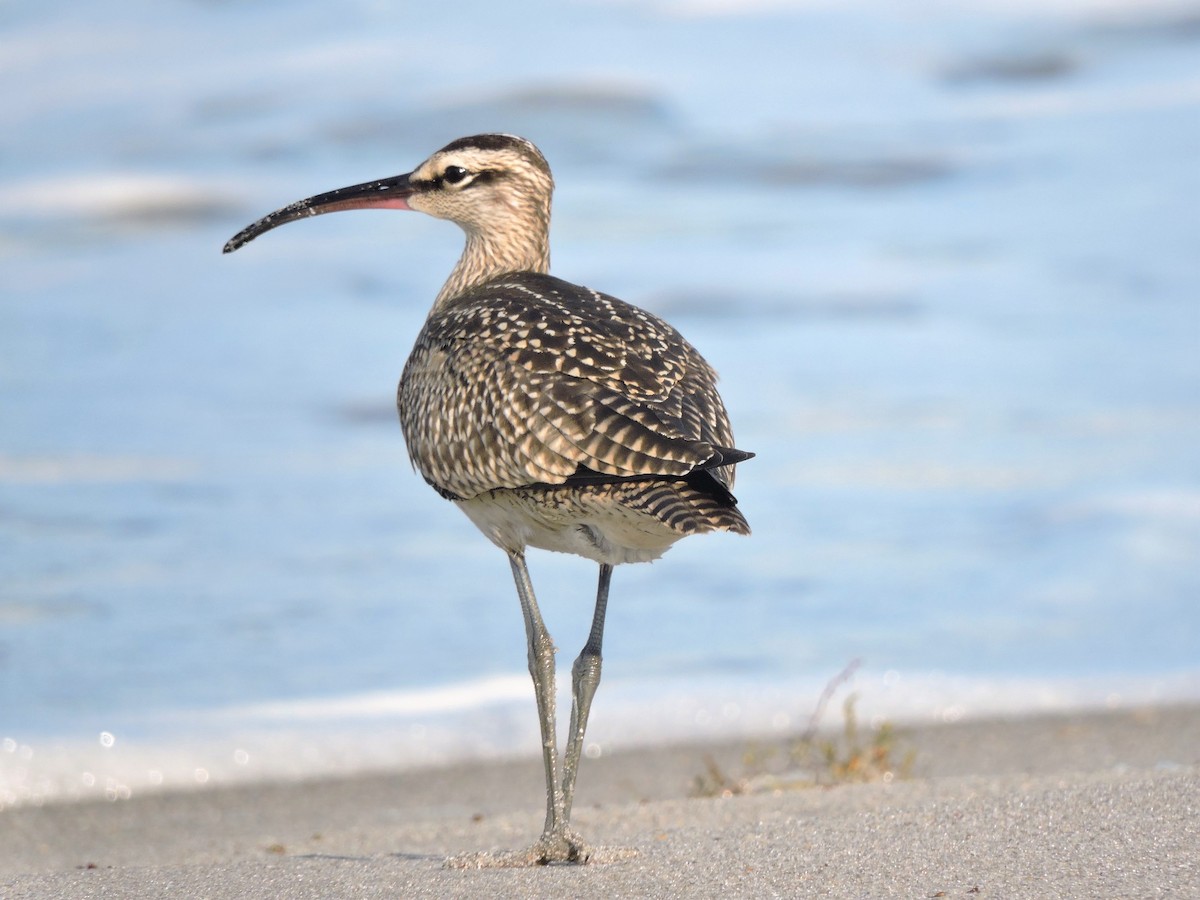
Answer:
[397, 272, 748, 558]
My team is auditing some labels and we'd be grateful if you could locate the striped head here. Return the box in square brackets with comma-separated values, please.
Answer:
[404, 134, 554, 238]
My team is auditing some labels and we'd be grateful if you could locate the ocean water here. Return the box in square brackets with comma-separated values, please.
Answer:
[2, 0, 1198, 807]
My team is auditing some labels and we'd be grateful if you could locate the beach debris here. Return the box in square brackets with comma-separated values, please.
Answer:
[691, 662, 916, 796]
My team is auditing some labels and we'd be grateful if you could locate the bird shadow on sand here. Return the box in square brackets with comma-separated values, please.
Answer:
[442, 845, 640, 869]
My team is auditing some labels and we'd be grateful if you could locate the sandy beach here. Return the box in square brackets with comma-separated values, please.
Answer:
[2, 703, 1197, 898]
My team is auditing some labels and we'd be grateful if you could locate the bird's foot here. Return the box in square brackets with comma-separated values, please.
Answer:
[444, 831, 637, 868]
[533, 830, 594, 865]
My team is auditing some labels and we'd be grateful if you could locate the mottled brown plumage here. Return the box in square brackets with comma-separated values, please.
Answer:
[401, 273, 743, 500]
[224, 133, 751, 866]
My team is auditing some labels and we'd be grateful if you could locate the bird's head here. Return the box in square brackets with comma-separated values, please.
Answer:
[404, 134, 553, 235]
[223, 134, 553, 254]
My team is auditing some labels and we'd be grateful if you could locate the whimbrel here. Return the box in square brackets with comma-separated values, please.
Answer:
[224, 134, 752, 865]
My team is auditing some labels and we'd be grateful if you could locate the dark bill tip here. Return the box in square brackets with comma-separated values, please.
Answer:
[222, 172, 416, 254]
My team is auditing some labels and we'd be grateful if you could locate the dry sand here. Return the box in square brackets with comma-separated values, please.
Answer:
[2, 704, 1198, 898]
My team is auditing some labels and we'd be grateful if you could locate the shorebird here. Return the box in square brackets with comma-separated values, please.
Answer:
[223, 134, 751, 865]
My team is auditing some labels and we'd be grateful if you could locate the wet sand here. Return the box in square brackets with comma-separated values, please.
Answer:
[3, 704, 1198, 898]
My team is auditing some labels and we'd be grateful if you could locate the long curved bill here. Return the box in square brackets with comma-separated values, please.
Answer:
[222, 172, 416, 253]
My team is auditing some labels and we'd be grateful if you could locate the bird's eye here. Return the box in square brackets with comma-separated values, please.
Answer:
[442, 166, 469, 185]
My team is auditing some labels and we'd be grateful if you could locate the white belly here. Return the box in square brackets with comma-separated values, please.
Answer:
[455, 487, 684, 566]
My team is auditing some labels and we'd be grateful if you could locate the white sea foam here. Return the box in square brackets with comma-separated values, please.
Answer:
[213, 673, 533, 721]
[0, 454, 197, 484]
[0, 173, 238, 224]
[3, 668, 1196, 811]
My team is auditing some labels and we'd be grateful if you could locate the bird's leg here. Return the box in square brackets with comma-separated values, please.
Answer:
[448, 553, 604, 868]
[561, 563, 611, 825]
[507, 551, 565, 841]
[445, 557, 633, 869]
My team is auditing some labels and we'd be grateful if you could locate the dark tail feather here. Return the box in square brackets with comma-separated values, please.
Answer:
[703, 445, 755, 469]
[561, 445, 755, 492]
[613, 480, 751, 536]
[684, 467, 740, 509]
[558, 444, 753, 524]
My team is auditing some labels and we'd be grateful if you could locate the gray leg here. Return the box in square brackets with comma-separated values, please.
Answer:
[507, 550, 564, 839]
[445, 558, 630, 868]
[561, 563, 612, 824]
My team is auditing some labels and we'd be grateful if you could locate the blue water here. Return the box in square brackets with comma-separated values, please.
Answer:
[2, 0, 1198, 805]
